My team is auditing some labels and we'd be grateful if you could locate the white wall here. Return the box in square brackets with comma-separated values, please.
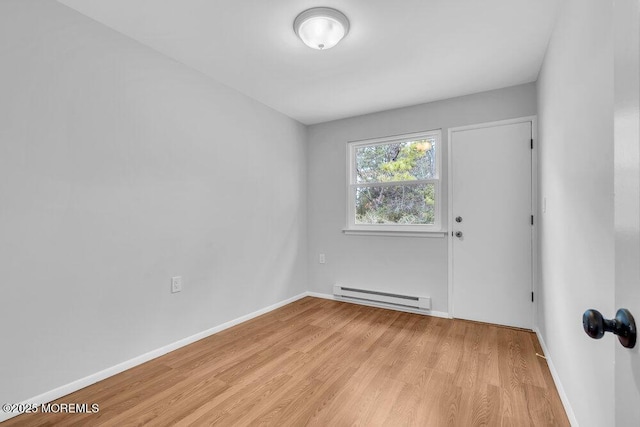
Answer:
[536, 0, 615, 425]
[306, 84, 536, 312]
[0, 0, 307, 406]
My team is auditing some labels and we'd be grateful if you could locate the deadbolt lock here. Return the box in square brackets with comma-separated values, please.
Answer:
[455, 216, 463, 223]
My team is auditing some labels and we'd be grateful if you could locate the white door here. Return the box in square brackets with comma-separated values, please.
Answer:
[614, 0, 640, 423]
[450, 120, 533, 329]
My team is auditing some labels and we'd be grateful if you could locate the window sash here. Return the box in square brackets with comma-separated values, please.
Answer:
[346, 130, 442, 232]
[354, 144, 437, 184]
[349, 178, 438, 189]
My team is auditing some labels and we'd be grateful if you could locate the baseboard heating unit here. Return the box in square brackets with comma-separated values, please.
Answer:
[333, 284, 431, 312]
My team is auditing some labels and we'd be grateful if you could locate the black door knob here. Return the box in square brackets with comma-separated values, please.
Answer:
[583, 308, 636, 349]
[455, 231, 463, 238]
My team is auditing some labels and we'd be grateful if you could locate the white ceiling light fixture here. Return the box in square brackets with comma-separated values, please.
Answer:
[294, 7, 350, 50]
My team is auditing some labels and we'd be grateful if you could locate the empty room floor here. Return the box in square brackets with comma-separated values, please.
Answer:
[5, 297, 569, 426]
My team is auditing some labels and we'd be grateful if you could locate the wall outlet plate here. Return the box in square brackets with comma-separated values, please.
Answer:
[171, 276, 182, 293]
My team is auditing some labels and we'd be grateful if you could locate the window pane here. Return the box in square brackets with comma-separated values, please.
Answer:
[355, 138, 436, 184]
[355, 183, 435, 225]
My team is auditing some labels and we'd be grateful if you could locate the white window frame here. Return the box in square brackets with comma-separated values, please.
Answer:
[345, 130, 443, 236]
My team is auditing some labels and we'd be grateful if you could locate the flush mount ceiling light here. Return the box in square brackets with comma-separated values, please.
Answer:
[294, 7, 350, 50]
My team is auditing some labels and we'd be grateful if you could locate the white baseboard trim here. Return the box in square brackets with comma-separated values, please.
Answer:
[306, 291, 450, 319]
[0, 292, 308, 423]
[534, 327, 579, 427]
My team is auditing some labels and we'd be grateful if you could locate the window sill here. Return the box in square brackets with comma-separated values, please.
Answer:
[342, 229, 447, 238]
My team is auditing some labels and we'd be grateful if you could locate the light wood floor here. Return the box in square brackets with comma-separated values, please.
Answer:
[5, 297, 569, 426]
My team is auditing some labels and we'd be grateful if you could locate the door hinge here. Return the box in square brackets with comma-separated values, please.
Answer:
[531, 292, 534, 302]
[531, 138, 533, 149]
[531, 215, 534, 225]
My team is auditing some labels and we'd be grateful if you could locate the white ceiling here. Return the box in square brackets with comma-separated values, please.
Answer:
[57, 0, 559, 125]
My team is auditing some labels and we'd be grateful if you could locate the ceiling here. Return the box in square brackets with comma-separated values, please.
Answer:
[57, 0, 559, 125]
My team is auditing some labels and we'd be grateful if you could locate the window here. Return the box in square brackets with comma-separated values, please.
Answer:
[346, 130, 441, 234]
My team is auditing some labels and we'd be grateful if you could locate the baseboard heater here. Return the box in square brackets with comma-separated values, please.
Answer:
[333, 285, 431, 312]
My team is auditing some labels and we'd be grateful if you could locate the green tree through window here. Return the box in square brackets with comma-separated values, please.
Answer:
[348, 131, 440, 229]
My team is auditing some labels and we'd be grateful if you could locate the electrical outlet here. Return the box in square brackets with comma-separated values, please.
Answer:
[319, 253, 326, 264]
[171, 276, 182, 293]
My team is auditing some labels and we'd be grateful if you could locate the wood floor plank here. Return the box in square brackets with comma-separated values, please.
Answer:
[101, 375, 229, 427]
[165, 351, 301, 425]
[347, 368, 407, 426]
[282, 365, 358, 427]
[237, 377, 321, 426]
[5, 297, 570, 426]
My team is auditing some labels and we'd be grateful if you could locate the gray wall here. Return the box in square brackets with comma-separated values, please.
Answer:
[307, 84, 536, 312]
[0, 0, 307, 405]
[536, 0, 615, 425]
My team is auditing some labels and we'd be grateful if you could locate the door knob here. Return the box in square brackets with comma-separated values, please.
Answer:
[455, 216, 463, 223]
[455, 231, 463, 238]
[583, 308, 636, 349]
